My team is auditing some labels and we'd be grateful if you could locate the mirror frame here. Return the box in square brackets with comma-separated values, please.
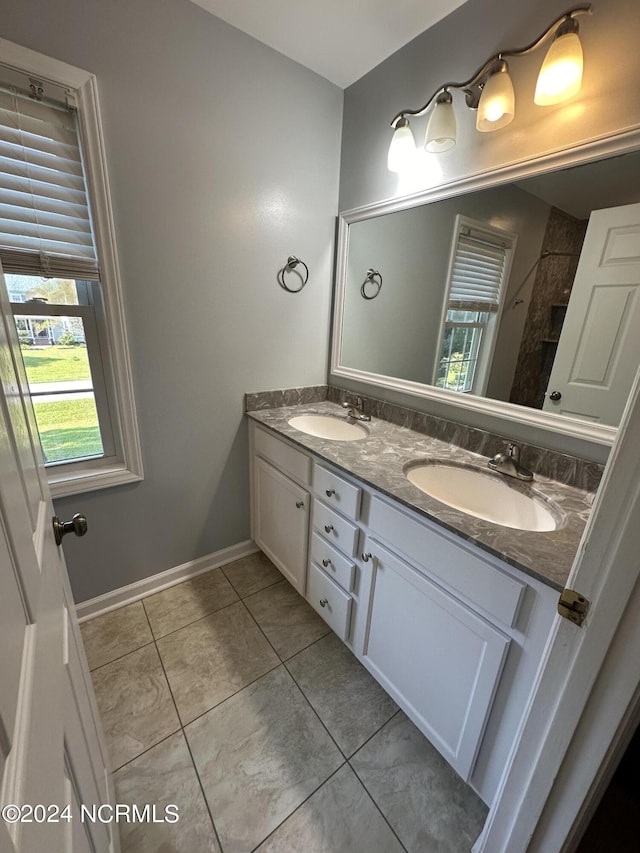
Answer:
[331, 126, 640, 448]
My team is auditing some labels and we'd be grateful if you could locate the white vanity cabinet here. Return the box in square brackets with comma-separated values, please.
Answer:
[248, 419, 558, 804]
[250, 424, 311, 594]
[360, 536, 510, 780]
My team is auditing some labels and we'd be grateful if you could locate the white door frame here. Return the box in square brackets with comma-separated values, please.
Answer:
[476, 366, 640, 851]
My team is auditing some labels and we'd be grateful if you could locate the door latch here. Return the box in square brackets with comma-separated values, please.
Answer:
[558, 588, 590, 626]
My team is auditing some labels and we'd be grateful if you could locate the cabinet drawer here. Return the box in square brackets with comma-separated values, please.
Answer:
[313, 463, 361, 520]
[369, 496, 524, 628]
[307, 562, 352, 641]
[309, 531, 355, 592]
[254, 425, 311, 485]
[313, 500, 359, 557]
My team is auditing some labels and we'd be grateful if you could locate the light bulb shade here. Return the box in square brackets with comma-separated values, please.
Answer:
[425, 100, 457, 152]
[535, 31, 584, 106]
[387, 119, 416, 172]
[476, 65, 515, 132]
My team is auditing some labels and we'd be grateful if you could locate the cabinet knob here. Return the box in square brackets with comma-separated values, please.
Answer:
[362, 552, 373, 562]
[319, 598, 328, 608]
[324, 524, 334, 533]
[296, 500, 304, 509]
[549, 391, 562, 401]
[322, 558, 331, 567]
[325, 488, 336, 497]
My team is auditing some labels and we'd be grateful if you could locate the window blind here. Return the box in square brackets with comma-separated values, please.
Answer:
[447, 227, 508, 313]
[0, 86, 99, 280]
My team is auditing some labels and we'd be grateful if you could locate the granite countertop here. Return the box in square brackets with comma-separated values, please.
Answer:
[247, 401, 596, 591]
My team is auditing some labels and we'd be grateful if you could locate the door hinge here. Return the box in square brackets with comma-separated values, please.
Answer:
[558, 588, 590, 627]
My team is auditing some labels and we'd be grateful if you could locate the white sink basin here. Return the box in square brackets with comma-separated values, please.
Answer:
[405, 463, 560, 532]
[288, 414, 368, 441]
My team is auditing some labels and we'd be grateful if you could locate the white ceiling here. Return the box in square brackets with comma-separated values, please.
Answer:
[188, 0, 469, 88]
[516, 152, 640, 220]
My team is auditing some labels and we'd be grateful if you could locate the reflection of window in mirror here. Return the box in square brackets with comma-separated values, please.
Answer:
[433, 216, 517, 395]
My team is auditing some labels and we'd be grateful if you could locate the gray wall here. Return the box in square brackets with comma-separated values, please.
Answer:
[1, 0, 342, 601]
[334, 0, 640, 461]
[341, 184, 550, 390]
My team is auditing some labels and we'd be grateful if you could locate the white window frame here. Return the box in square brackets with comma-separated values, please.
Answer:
[0, 38, 143, 497]
[432, 215, 517, 396]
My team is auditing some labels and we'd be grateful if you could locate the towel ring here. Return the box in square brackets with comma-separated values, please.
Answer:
[361, 268, 382, 300]
[278, 256, 309, 293]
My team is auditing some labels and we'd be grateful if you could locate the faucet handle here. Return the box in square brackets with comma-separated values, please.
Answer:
[506, 442, 520, 461]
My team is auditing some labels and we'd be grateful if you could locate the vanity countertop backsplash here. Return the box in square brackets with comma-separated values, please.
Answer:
[246, 388, 602, 591]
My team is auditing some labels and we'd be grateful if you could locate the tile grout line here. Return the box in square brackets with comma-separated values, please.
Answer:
[153, 590, 344, 852]
[348, 768, 409, 853]
[237, 594, 300, 664]
[247, 760, 349, 853]
[145, 570, 290, 644]
[347, 714, 410, 853]
[215, 600, 357, 850]
[96, 569, 407, 852]
[142, 597, 225, 853]
[147, 594, 241, 642]
[87, 638, 156, 674]
[344, 707, 403, 761]
[178, 660, 284, 730]
[111, 729, 181, 774]
[283, 657, 348, 760]
[239, 577, 289, 606]
[219, 563, 284, 600]
[90, 565, 338, 852]
[280, 628, 332, 663]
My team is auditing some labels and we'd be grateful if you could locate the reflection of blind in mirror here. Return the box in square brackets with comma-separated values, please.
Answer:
[435, 216, 515, 395]
[448, 228, 509, 313]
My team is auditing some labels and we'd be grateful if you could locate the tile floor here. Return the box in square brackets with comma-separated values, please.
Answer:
[81, 551, 488, 852]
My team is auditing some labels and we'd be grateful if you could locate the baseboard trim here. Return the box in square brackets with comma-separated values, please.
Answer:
[76, 540, 260, 622]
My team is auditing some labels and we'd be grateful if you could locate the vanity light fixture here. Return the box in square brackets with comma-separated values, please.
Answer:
[388, 5, 592, 171]
[425, 90, 457, 152]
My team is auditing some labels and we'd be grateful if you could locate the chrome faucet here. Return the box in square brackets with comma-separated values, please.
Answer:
[488, 443, 533, 481]
[342, 396, 371, 422]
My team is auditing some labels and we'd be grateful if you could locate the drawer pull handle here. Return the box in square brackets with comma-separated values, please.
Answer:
[322, 558, 331, 567]
[324, 524, 334, 533]
[319, 598, 328, 608]
[296, 500, 304, 509]
[325, 488, 336, 497]
[362, 552, 373, 562]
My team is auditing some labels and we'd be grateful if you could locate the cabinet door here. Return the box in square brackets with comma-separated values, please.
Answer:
[362, 539, 510, 781]
[254, 456, 309, 594]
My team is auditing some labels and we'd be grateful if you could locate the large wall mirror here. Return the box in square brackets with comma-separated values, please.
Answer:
[331, 137, 640, 446]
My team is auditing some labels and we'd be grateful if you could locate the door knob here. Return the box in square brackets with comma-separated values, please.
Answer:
[53, 513, 88, 546]
[549, 391, 562, 401]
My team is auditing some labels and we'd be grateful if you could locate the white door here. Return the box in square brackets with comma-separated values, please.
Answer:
[0, 260, 118, 853]
[543, 202, 640, 425]
[476, 351, 640, 849]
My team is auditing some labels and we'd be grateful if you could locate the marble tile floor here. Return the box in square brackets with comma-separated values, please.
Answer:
[81, 551, 488, 852]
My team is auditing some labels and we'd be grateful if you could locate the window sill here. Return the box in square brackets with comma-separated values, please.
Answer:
[48, 459, 143, 498]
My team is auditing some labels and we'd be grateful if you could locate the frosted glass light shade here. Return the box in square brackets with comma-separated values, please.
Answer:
[425, 100, 457, 152]
[535, 31, 584, 105]
[476, 66, 515, 132]
[387, 119, 416, 172]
